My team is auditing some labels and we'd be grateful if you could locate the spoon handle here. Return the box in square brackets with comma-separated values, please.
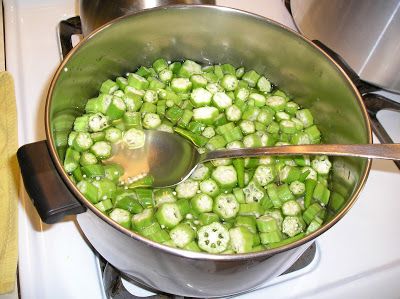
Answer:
[202, 144, 400, 162]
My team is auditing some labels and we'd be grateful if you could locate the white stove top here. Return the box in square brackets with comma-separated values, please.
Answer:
[4, 0, 400, 298]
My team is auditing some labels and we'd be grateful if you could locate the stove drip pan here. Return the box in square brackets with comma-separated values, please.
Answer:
[100, 242, 319, 299]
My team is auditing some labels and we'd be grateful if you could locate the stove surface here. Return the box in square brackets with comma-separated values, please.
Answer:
[4, 0, 400, 298]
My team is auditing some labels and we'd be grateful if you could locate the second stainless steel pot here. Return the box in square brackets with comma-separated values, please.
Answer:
[290, 0, 400, 93]
[19, 5, 372, 297]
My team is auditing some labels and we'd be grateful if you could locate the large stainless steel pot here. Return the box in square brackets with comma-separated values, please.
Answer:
[17, 5, 372, 297]
[290, 0, 400, 93]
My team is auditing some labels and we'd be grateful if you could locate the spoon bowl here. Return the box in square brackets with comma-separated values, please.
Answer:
[106, 130, 400, 188]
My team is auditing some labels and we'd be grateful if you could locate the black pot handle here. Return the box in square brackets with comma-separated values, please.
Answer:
[313, 40, 400, 170]
[17, 140, 86, 224]
[59, 16, 82, 58]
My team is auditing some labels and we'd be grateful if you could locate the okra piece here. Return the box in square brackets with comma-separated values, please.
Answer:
[221, 74, 238, 91]
[122, 128, 145, 149]
[190, 164, 210, 181]
[140, 102, 157, 114]
[211, 165, 238, 189]
[206, 135, 227, 150]
[190, 87, 212, 107]
[171, 78, 192, 93]
[197, 222, 230, 253]
[234, 215, 257, 234]
[184, 240, 202, 252]
[199, 178, 220, 197]
[143, 113, 161, 129]
[266, 96, 286, 111]
[104, 164, 124, 183]
[104, 127, 122, 143]
[267, 233, 306, 249]
[140, 222, 162, 237]
[238, 202, 264, 218]
[64, 147, 81, 173]
[114, 194, 143, 214]
[177, 198, 191, 217]
[279, 165, 302, 184]
[135, 188, 154, 208]
[148, 229, 171, 243]
[256, 215, 279, 233]
[90, 141, 112, 160]
[169, 223, 196, 248]
[153, 188, 176, 207]
[131, 208, 154, 230]
[178, 60, 202, 78]
[289, 180, 306, 196]
[254, 165, 276, 186]
[302, 202, 324, 225]
[190, 74, 208, 89]
[257, 76, 272, 93]
[229, 226, 254, 253]
[191, 193, 213, 213]
[266, 183, 281, 208]
[243, 180, 266, 203]
[81, 164, 105, 178]
[73, 115, 90, 132]
[152, 58, 168, 73]
[296, 109, 314, 128]
[282, 216, 305, 237]
[305, 125, 321, 144]
[175, 179, 199, 199]
[192, 106, 219, 125]
[156, 202, 183, 229]
[281, 200, 302, 216]
[92, 178, 117, 200]
[88, 113, 109, 132]
[232, 159, 245, 188]
[260, 231, 283, 245]
[174, 127, 208, 147]
[242, 70, 260, 87]
[199, 212, 220, 226]
[77, 180, 99, 204]
[213, 193, 239, 220]
[313, 182, 331, 206]
[109, 208, 131, 229]
[304, 178, 317, 209]
[100, 79, 118, 95]
[128, 174, 154, 189]
[306, 216, 323, 234]
[128, 73, 149, 90]
[94, 199, 113, 212]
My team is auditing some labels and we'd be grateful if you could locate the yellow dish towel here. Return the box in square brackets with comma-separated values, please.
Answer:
[0, 72, 19, 294]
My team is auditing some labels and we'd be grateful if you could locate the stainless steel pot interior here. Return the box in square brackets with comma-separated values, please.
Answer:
[45, 5, 372, 297]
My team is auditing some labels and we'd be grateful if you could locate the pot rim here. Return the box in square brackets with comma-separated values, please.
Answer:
[45, 4, 372, 261]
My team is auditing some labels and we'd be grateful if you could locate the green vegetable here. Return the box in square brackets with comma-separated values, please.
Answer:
[64, 58, 335, 254]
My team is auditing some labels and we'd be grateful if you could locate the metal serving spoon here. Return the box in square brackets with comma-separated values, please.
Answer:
[106, 130, 400, 188]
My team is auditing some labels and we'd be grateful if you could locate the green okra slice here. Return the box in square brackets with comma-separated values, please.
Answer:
[197, 222, 230, 254]
[131, 208, 154, 230]
[213, 193, 239, 220]
[229, 226, 254, 253]
[156, 202, 183, 229]
[109, 208, 131, 229]
[169, 223, 196, 248]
